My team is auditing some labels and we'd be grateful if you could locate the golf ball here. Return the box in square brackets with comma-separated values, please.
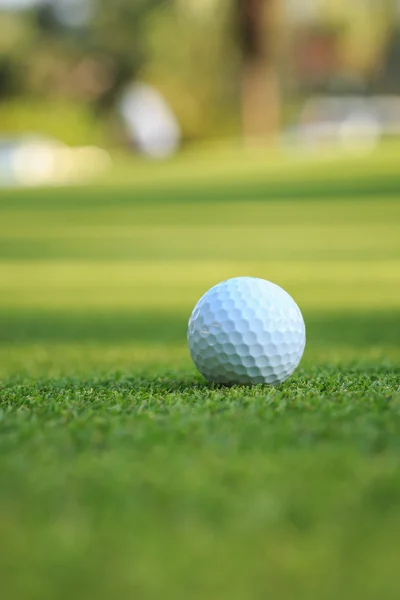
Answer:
[188, 277, 306, 385]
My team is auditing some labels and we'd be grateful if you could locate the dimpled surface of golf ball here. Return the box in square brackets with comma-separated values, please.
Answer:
[188, 277, 306, 385]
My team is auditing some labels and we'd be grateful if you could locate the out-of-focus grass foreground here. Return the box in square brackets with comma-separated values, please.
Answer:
[0, 145, 399, 600]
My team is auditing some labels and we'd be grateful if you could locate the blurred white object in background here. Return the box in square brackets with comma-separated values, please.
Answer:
[119, 82, 181, 158]
[0, 136, 111, 188]
[283, 95, 400, 156]
[337, 110, 381, 155]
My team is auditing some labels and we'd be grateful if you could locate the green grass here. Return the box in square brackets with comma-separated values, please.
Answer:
[1, 147, 400, 599]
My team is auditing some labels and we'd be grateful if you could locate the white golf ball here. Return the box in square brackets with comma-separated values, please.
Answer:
[188, 277, 306, 385]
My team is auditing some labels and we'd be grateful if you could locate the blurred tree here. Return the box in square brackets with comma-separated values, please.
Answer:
[142, 1, 236, 140]
[234, 0, 282, 142]
[30, 0, 168, 110]
[1, 0, 398, 146]
[0, 11, 34, 99]
[287, 0, 397, 93]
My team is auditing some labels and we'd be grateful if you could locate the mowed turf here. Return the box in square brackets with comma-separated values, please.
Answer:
[0, 147, 400, 600]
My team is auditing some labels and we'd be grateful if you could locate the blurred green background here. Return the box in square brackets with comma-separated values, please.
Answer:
[1, 2, 400, 600]
[2, 0, 400, 145]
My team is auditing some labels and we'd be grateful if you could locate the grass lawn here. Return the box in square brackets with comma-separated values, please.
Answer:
[0, 146, 400, 599]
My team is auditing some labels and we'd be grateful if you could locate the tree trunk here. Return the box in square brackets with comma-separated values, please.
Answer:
[236, 0, 281, 143]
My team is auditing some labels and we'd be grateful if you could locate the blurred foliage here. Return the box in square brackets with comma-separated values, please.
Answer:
[142, 3, 239, 139]
[0, 99, 104, 145]
[286, 0, 400, 93]
[0, 0, 236, 142]
[0, 0, 400, 143]
[27, 0, 168, 106]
